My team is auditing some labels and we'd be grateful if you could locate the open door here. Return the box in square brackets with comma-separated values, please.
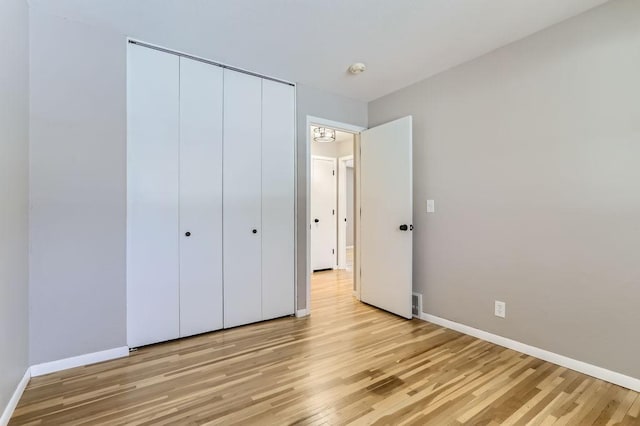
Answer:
[360, 116, 412, 319]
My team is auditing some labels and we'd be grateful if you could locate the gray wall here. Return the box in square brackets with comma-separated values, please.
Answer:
[29, 10, 127, 364]
[369, 0, 640, 378]
[0, 0, 30, 411]
[297, 85, 367, 309]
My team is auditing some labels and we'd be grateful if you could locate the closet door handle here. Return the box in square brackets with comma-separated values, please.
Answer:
[252, 229, 258, 234]
[185, 231, 191, 237]
[314, 218, 320, 223]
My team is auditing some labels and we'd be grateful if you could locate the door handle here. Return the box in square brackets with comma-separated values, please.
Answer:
[252, 229, 258, 234]
[314, 218, 320, 223]
[410, 225, 414, 231]
[399, 224, 408, 231]
[185, 231, 191, 237]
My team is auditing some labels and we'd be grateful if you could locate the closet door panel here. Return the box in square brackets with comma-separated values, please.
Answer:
[223, 69, 263, 328]
[179, 58, 224, 337]
[127, 44, 180, 347]
[261, 80, 295, 319]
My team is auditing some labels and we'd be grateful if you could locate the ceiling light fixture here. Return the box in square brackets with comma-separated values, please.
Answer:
[313, 127, 336, 143]
[348, 62, 366, 74]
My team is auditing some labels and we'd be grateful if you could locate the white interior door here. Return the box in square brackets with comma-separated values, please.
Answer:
[261, 80, 295, 319]
[127, 44, 180, 347]
[360, 116, 413, 319]
[223, 69, 263, 328]
[311, 156, 337, 271]
[179, 57, 224, 337]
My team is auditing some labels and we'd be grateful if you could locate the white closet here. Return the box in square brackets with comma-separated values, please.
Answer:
[126, 43, 295, 348]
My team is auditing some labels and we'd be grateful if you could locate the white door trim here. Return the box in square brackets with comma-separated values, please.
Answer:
[353, 133, 362, 301]
[306, 116, 365, 314]
[307, 116, 365, 134]
[337, 155, 353, 270]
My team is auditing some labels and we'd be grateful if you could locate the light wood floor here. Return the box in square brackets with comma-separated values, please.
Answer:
[11, 268, 640, 425]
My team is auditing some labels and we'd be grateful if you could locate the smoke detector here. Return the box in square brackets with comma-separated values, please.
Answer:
[348, 63, 366, 74]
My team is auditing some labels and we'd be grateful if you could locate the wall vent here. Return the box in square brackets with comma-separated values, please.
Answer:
[412, 293, 423, 318]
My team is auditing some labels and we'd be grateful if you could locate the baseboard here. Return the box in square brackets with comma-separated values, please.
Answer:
[295, 308, 309, 318]
[30, 346, 129, 377]
[420, 313, 640, 392]
[0, 368, 30, 426]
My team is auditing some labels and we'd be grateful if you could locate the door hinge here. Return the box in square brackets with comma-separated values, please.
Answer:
[333, 170, 335, 176]
[332, 249, 335, 254]
[332, 209, 335, 215]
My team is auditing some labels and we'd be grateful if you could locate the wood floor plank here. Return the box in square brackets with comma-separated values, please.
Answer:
[10, 256, 640, 425]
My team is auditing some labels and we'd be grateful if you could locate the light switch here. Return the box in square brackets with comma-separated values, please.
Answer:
[426, 199, 435, 213]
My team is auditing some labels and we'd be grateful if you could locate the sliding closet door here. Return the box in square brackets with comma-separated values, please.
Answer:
[179, 58, 224, 337]
[261, 80, 295, 319]
[127, 44, 180, 347]
[223, 69, 263, 328]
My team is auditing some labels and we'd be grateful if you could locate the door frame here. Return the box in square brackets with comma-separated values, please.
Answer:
[305, 116, 365, 314]
[337, 155, 353, 270]
[310, 155, 338, 271]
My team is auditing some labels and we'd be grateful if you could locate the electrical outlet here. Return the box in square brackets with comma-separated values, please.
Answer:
[494, 300, 506, 318]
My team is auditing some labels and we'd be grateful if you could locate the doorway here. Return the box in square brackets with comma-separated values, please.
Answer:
[305, 115, 414, 320]
[309, 121, 358, 309]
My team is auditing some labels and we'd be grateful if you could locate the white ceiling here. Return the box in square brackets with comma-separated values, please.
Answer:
[28, 0, 610, 101]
